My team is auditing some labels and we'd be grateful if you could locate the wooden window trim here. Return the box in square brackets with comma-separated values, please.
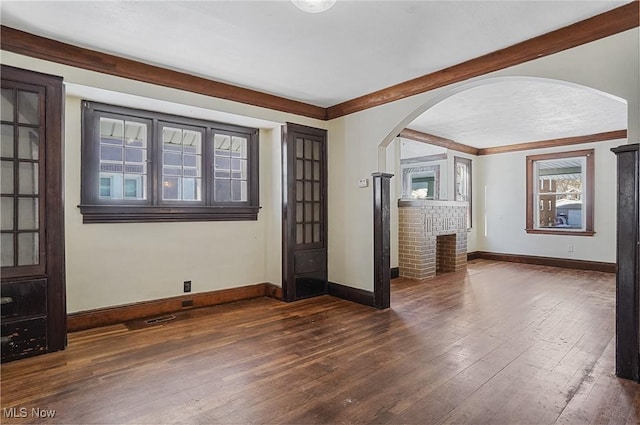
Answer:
[525, 149, 594, 236]
[80, 101, 259, 223]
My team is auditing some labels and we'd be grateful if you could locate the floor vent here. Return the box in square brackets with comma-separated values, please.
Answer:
[144, 315, 176, 325]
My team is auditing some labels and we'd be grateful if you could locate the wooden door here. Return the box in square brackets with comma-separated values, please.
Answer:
[1, 65, 66, 362]
[282, 123, 327, 301]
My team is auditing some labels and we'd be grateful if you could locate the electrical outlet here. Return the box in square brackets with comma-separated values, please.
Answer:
[183, 280, 191, 293]
[568, 245, 574, 253]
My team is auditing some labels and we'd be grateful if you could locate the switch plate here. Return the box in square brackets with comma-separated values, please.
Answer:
[183, 281, 191, 293]
[358, 178, 368, 188]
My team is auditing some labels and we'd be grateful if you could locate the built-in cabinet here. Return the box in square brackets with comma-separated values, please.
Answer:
[1, 65, 66, 362]
[612, 143, 640, 381]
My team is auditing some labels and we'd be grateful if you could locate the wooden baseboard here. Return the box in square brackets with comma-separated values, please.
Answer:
[68, 282, 283, 332]
[390, 267, 400, 279]
[467, 251, 615, 273]
[328, 282, 375, 307]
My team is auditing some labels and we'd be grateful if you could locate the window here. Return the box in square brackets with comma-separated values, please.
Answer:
[526, 149, 594, 236]
[454, 156, 472, 228]
[80, 102, 259, 223]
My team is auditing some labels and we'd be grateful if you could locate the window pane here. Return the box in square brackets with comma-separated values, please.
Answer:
[215, 179, 231, 202]
[1, 88, 14, 122]
[17, 232, 38, 266]
[163, 152, 182, 167]
[100, 118, 124, 144]
[18, 162, 38, 195]
[1, 160, 13, 194]
[231, 179, 246, 202]
[163, 167, 182, 176]
[18, 198, 38, 230]
[182, 178, 201, 201]
[296, 224, 303, 244]
[296, 202, 303, 223]
[305, 161, 312, 180]
[231, 136, 246, 158]
[313, 202, 320, 222]
[313, 142, 320, 160]
[124, 175, 146, 200]
[1, 197, 13, 230]
[17, 91, 39, 125]
[1, 125, 14, 158]
[214, 134, 231, 156]
[1, 233, 14, 267]
[163, 177, 181, 200]
[537, 194, 583, 229]
[125, 121, 147, 148]
[215, 157, 230, 170]
[313, 224, 320, 243]
[101, 145, 123, 162]
[17, 127, 39, 160]
[99, 175, 113, 199]
[296, 181, 303, 202]
[125, 147, 144, 163]
[535, 157, 584, 230]
[296, 138, 304, 158]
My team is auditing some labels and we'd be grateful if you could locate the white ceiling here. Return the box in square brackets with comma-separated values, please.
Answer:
[407, 78, 628, 148]
[0, 1, 630, 148]
[0, 0, 630, 108]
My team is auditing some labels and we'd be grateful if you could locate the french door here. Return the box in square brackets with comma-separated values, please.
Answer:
[282, 123, 327, 301]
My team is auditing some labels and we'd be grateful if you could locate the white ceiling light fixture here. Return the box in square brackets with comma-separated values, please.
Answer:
[292, 0, 336, 13]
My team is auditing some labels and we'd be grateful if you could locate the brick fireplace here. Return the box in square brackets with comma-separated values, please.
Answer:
[398, 200, 468, 280]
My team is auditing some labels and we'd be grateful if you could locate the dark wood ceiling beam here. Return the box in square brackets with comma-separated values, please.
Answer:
[0, 26, 327, 121]
[326, 2, 639, 120]
[399, 129, 479, 155]
[477, 129, 627, 155]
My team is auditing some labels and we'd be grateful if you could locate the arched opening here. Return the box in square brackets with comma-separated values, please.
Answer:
[373, 75, 628, 304]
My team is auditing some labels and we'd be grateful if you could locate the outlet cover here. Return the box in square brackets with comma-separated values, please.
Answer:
[183, 281, 191, 293]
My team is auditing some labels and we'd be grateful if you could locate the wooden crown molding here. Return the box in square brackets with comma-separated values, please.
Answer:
[326, 2, 639, 120]
[1, 2, 637, 121]
[399, 129, 479, 155]
[0, 26, 327, 121]
[478, 130, 628, 155]
[400, 129, 627, 156]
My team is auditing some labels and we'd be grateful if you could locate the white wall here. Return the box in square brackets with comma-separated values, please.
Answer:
[476, 139, 622, 262]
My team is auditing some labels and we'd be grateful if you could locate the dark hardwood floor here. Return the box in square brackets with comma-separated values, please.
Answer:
[2, 260, 639, 424]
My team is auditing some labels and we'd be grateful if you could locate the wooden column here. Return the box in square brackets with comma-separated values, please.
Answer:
[611, 143, 640, 382]
[372, 172, 393, 309]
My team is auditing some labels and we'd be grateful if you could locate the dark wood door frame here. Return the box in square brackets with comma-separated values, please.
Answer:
[1, 65, 66, 358]
[282, 123, 328, 302]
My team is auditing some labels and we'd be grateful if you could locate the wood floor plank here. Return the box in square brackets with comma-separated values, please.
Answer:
[1, 260, 639, 424]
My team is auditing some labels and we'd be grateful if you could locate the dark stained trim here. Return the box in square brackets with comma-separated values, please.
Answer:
[399, 129, 479, 155]
[372, 172, 394, 309]
[478, 130, 627, 155]
[390, 267, 400, 279]
[611, 143, 640, 381]
[67, 283, 282, 331]
[468, 251, 615, 273]
[326, 2, 640, 119]
[0, 65, 67, 354]
[0, 26, 327, 121]
[328, 282, 375, 307]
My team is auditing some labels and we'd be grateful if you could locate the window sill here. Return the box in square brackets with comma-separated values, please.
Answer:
[525, 228, 595, 236]
[78, 204, 260, 224]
